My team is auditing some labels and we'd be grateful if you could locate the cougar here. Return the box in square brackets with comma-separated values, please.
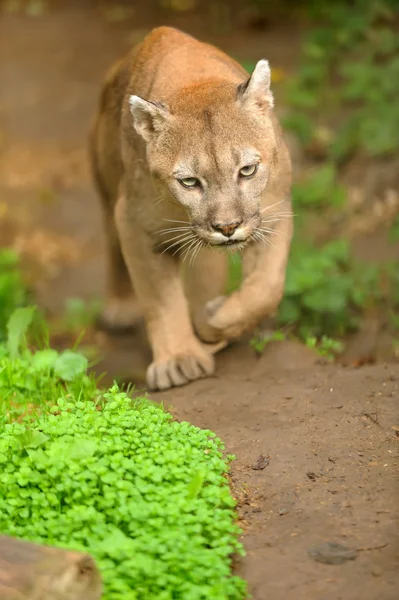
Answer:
[90, 26, 293, 391]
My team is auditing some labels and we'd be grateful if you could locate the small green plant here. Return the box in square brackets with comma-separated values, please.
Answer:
[277, 238, 391, 339]
[250, 330, 286, 355]
[0, 308, 247, 599]
[305, 335, 344, 361]
[62, 297, 102, 332]
[0, 249, 28, 341]
[250, 328, 344, 361]
[292, 163, 346, 210]
[1, 307, 95, 422]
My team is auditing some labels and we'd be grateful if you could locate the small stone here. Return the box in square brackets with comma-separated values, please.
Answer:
[279, 508, 288, 516]
[308, 542, 357, 565]
[251, 455, 270, 470]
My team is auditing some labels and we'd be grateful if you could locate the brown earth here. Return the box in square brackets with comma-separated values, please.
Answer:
[0, 3, 398, 599]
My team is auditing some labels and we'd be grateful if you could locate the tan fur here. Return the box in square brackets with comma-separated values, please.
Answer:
[90, 26, 293, 390]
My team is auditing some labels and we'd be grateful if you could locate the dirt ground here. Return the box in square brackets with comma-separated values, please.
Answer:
[0, 4, 398, 599]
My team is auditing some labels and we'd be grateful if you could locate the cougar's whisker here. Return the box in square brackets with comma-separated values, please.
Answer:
[173, 236, 197, 257]
[189, 239, 203, 266]
[157, 226, 192, 235]
[262, 212, 294, 221]
[159, 230, 193, 244]
[259, 227, 280, 236]
[254, 229, 277, 249]
[163, 218, 191, 225]
[182, 237, 199, 263]
[161, 233, 194, 254]
[158, 230, 193, 244]
[260, 199, 286, 213]
[259, 226, 291, 239]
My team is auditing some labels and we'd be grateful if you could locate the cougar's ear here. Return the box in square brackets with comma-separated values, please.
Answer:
[129, 95, 170, 142]
[237, 59, 274, 114]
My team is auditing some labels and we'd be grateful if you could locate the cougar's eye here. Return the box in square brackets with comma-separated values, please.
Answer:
[179, 177, 200, 189]
[239, 164, 258, 178]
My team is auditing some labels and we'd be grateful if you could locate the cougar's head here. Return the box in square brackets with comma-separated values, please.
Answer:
[129, 60, 277, 251]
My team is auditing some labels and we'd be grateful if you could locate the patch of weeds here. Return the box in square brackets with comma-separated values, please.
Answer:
[0, 308, 247, 599]
[292, 162, 346, 210]
[0, 249, 28, 342]
[284, 0, 399, 161]
[305, 335, 344, 361]
[278, 238, 394, 339]
[0, 394, 246, 599]
[1, 307, 96, 422]
[279, 0, 399, 343]
[249, 329, 344, 361]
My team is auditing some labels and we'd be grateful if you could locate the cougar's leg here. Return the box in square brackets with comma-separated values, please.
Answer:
[182, 246, 229, 345]
[90, 123, 140, 332]
[115, 193, 215, 390]
[99, 208, 141, 331]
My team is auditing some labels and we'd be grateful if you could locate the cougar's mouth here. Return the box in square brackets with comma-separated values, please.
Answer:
[220, 239, 241, 246]
[214, 238, 248, 251]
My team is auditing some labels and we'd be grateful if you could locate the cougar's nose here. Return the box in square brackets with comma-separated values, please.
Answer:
[212, 219, 242, 238]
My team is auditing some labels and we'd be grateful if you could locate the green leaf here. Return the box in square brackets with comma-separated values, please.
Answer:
[278, 297, 301, 324]
[302, 285, 347, 313]
[187, 470, 206, 500]
[68, 438, 98, 460]
[54, 351, 88, 381]
[227, 254, 242, 294]
[17, 431, 49, 450]
[32, 349, 59, 371]
[28, 431, 50, 448]
[7, 307, 36, 358]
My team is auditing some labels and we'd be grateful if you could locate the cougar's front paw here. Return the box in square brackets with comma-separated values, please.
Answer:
[194, 296, 228, 343]
[146, 346, 214, 391]
[206, 293, 247, 340]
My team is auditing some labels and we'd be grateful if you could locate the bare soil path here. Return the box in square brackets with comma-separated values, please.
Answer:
[0, 4, 397, 599]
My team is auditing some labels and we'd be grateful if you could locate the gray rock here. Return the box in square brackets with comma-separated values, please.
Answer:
[308, 542, 358, 565]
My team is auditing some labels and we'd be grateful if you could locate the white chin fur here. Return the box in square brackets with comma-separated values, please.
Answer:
[208, 229, 248, 245]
